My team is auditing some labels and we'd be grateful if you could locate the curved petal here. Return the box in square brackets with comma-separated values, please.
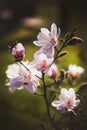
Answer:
[69, 88, 75, 99]
[57, 28, 61, 38]
[60, 88, 68, 96]
[51, 23, 57, 37]
[58, 105, 66, 113]
[37, 32, 50, 42]
[10, 76, 23, 88]
[41, 28, 50, 34]
[33, 41, 47, 46]
[26, 83, 37, 93]
[51, 100, 60, 107]
[76, 99, 80, 106]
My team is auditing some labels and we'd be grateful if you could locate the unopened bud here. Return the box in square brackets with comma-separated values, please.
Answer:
[12, 43, 25, 61]
[67, 37, 83, 45]
[59, 69, 65, 79]
[65, 33, 71, 39]
[58, 51, 67, 58]
[59, 69, 69, 79]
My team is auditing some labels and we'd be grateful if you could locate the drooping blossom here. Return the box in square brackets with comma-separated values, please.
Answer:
[45, 64, 58, 78]
[12, 43, 25, 61]
[51, 88, 80, 113]
[6, 61, 41, 93]
[33, 23, 61, 48]
[68, 64, 84, 79]
[30, 53, 54, 72]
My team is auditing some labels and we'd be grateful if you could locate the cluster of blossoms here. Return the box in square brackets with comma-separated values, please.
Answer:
[6, 23, 85, 129]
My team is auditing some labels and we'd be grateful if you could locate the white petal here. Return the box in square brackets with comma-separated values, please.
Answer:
[33, 41, 43, 46]
[10, 77, 23, 88]
[76, 99, 80, 106]
[69, 88, 75, 99]
[34, 45, 54, 58]
[58, 105, 66, 113]
[37, 32, 50, 42]
[26, 84, 37, 93]
[51, 23, 57, 37]
[57, 28, 61, 38]
[59, 88, 68, 101]
[16, 43, 25, 51]
[33, 41, 48, 46]
[6, 64, 19, 78]
[51, 100, 60, 107]
[45, 64, 57, 77]
[41, 28, 50, 34]
[60, 88, 68, 96]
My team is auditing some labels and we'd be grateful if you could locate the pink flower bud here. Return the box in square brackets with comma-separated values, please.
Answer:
[45, 64, 58, 78]
[12, 43, 25, 61]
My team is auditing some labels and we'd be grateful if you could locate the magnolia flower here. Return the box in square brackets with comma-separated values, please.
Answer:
[68, 64, 84, 79]
[30, 53, 53, 72]
[51, 88, 80, 113]
[33, 23, 61, 48]
[45, 64, 58, 78]
[6, 61, 41, 93]
[12, 43, 25, 61]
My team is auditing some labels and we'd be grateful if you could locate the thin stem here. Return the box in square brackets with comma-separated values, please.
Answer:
[40, 123, 47, 130]
[42, 73, 55, 129]
[53, 28, 76, 64]
[46, 80, 57, 88]
[19, 61, 30, 72]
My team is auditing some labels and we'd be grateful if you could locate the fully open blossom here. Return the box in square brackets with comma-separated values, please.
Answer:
[33, 23, 61, 48]
[68, 64, 84, 79]
[6, 61, 41, 93]
[30, 53, 54, 72]
[51, 88, 80, 113]
[12, 43, 25, 61]
[45, 64, 58, 78]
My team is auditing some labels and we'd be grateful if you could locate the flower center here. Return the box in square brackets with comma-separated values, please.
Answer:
[41, 60, 48, 68]
[50, 38, 56, 45]
[67, 100, 72, 107]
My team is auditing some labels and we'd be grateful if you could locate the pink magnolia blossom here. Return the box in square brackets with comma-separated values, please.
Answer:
[68, 64, 84, 79]
[30, 53, 53, 72]
[33, 23, 61, 48]
[51, 88, 80, 113]
[12, 43, 25, 60]
[45, 64, 58, 78]
[6, 61, 41, 93]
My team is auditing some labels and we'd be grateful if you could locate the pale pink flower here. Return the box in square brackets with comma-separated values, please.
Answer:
[33, 23, 61, 48]
[45, 64, 58, 78]
[68, 64, 84, 79]
[51, 88, 80, 113]
[12, 43, 25, 60]
[6, 61, 41, 93]
[30, 53, 53, 72]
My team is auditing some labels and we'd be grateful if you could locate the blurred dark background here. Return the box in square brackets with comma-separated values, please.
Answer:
[0, 0, 87, 130]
